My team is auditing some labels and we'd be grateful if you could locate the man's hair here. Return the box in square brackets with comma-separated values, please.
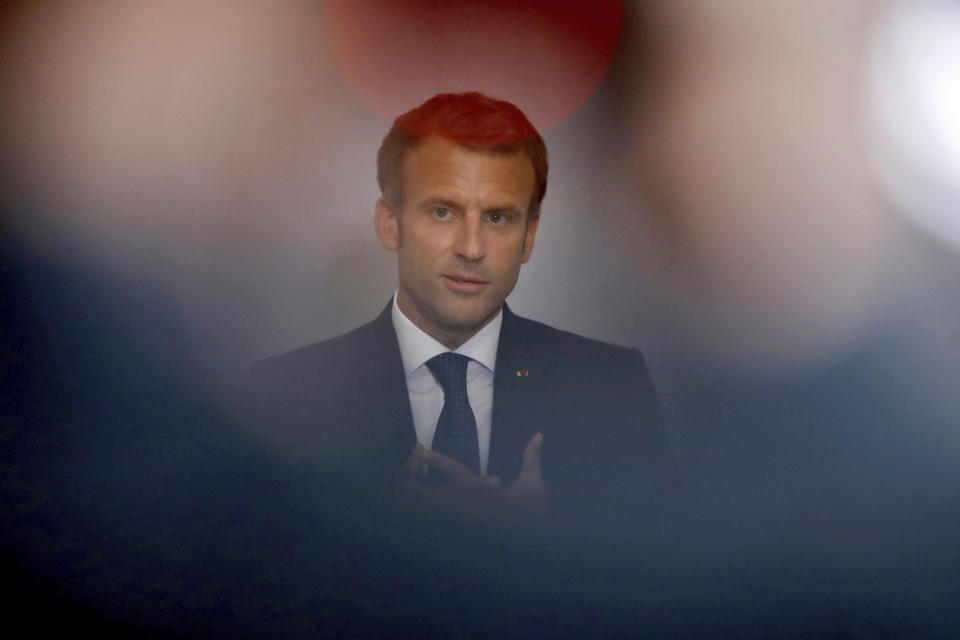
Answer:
[377, 92, 548, 219]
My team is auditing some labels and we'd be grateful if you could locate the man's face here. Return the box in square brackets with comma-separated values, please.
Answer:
[375, 136, 539, 348]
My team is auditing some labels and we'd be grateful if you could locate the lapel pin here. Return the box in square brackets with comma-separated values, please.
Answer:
[516, 369, 529, 377]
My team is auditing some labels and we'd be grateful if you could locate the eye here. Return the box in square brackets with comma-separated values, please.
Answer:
[430, 206, 452, 220]
[487, 211, 507, 224]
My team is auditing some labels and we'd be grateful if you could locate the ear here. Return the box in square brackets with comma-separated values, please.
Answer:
[520, 215, 539, 263]
[374, 197, 399, 251]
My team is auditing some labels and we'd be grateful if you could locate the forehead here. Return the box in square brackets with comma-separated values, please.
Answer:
[401, 137, 535, 209]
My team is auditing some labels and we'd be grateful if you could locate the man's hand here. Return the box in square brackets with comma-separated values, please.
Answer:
[403, 433, 546, 523]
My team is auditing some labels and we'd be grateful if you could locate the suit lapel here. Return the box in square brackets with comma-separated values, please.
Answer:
[360, 302, 418, 469]
[488, 305, 542, 484]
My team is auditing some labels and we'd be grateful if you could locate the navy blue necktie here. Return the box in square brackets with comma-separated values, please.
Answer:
[426, 352, 481, 475]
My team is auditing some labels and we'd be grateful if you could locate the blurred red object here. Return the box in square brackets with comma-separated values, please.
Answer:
[324, 0, 623, 131]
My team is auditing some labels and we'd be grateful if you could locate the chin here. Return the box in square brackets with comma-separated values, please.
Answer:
[438, 306, 495, 333]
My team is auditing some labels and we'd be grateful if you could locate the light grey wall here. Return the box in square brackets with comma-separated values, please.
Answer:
[6, 1, 958, 425]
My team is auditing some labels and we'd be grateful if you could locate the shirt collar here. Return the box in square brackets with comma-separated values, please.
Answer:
[391, 292, 501, 375]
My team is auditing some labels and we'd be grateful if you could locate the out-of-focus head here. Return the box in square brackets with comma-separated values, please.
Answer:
[377, 92, 548, 219]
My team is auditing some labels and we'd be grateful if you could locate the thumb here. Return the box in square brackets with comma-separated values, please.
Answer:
[520, 432, 544, 479]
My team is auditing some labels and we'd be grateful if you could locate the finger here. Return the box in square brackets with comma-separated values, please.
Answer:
[519, 432, 544, 479]
[436, 474, 500, 500]
[451, 473, 500, 490]
[404, 444, 430, 480]
[402, 472, 426, 497]
[420, 448, 477, 482]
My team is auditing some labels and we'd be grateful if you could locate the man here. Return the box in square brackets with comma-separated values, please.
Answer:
[247, 92, 663, 524]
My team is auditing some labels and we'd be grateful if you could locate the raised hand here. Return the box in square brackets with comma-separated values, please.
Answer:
[403, 432, 546, 523]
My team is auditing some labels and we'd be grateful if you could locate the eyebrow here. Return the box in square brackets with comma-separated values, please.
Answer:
[418, 198, 523, 216]
[419, 198, 462, 212]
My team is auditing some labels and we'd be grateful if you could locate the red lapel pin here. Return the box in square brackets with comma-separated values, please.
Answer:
[516, 369, 529, 377]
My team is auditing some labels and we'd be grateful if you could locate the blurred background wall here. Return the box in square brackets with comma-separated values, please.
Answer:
[4, 0, 959, 416]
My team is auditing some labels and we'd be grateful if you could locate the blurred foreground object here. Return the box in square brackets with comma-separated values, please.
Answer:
[324, 0, 623, 131]
[0, 1, 337, 249]
[630, 1, 893, 374]
[0, 0, 368, 372]
[866, 0, 960, 249]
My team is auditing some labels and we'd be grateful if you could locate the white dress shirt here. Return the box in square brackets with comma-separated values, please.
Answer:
[391, 294, 500, 475]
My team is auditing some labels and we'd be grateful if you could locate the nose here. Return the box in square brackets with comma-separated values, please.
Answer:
[453, 216, 485, 262]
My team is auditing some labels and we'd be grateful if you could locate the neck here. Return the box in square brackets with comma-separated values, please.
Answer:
[395, 290, 499, 350]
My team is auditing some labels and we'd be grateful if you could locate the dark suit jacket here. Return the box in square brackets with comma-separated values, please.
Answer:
[245, 301, 664, 521]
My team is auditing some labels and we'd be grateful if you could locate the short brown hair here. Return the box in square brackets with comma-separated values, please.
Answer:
[377, 92, 548, 219]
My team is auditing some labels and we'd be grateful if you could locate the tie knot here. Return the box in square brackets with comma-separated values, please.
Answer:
[426, 352, 470, 396]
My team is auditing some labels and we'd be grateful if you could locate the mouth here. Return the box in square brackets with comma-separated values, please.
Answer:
[442, 274, 489, 293]
[445, 275, 487, 284]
